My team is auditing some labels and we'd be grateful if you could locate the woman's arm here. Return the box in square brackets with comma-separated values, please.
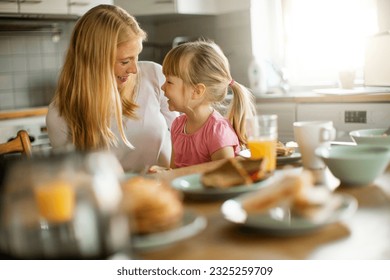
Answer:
[45, 102, 71, 148]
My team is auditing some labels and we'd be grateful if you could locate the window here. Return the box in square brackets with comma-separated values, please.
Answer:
[251, 0, 378, 89]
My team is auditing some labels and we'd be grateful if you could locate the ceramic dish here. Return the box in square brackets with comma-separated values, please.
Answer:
[221, 193, 357, 236]
[315, 145, 390, 186]
[171, 173, 274, 201]
[132, 210, 207, 251]
[277, 152, 301, 165]
[349, 128, 390, 147]
[238, 149, 301, 165]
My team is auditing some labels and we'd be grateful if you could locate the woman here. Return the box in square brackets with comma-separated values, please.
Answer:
[46, 4, 178, 172]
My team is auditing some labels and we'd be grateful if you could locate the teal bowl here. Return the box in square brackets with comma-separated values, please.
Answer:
[350, 128, 390, 147]
[315, 145, 390, 186]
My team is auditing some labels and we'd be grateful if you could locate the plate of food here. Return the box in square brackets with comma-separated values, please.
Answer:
[171, 158, 274, 200]
[132, 210, 207, 251]
[221, 171, 358, 235]
[239, 142, 301, 165]
[121, 176, 206, 250]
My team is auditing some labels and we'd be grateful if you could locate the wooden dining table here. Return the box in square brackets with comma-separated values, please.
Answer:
[135, 158, 390, 260]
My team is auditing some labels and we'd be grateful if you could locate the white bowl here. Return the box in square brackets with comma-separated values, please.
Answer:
[315, 145, 390, 186]
[350, 128, 390, 147]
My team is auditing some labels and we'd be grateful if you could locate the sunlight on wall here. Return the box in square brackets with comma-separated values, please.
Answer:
[251, 0, 378, 87]
[284, 0, 378, 85]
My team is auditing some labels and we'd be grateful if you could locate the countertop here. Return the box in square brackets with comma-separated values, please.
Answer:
[255, 91, 390, 103]
[0, 90, 389, 121]
[0, 107, 48, 121]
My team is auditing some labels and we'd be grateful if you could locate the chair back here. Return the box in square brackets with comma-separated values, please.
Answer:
[0, 130, 32, 157]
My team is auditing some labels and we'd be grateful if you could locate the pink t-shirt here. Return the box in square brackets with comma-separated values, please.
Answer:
[171, 111, 240, 168]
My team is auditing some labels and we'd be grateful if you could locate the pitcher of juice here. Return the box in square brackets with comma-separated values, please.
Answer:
[246, 115, 278, 172]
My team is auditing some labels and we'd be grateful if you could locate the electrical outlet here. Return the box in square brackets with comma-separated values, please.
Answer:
[345, 111, 367, 123]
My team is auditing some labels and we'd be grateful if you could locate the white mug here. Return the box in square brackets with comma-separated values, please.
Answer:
[338, 70, 355, 89]
[293, 121, 336, 170]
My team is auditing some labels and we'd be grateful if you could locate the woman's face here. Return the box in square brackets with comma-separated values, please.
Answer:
[115, 38, 143, 88]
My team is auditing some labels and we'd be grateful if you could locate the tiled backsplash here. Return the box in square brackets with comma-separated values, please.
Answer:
[0, 22, 74, 110]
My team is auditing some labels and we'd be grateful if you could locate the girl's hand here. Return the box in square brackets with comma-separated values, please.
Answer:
[148, 165, 172, 173]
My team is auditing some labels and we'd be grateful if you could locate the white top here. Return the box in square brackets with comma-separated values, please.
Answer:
[46, 61, 178, 172]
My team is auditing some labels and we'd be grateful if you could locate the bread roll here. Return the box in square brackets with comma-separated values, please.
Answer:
[121, 176, 184, 234]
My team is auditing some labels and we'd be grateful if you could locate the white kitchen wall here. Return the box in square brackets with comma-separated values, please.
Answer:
[377, 0, 390, 32]
[0, 22, 74, 110]
[138, 9, 253, 87]
[214, 9, 252, 86]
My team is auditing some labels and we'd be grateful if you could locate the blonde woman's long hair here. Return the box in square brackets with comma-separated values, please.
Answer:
[162, 40, 255, 145]
[53, 4, 146, 150]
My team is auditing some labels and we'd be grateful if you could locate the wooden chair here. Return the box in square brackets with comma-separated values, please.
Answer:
[0, 130, 32, 158]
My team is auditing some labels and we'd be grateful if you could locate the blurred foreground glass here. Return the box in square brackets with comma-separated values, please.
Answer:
[0, 151, 130, 259]
[246, 115, 278, 172]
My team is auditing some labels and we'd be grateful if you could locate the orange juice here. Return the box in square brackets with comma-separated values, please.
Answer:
[247, 139, 277, 172]
[34, 180, 75, 223]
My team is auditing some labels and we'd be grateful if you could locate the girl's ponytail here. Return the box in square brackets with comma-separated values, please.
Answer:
[226, 80, 256, 146]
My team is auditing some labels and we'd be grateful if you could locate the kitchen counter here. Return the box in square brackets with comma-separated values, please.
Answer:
[0, 107, 48, 120]
[141, 160, 390, 260]
[0, 90, 388, 121]
[256, 91, 390, 103]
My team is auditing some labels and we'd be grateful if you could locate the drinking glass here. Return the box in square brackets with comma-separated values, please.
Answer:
[246, 114, 278, 172]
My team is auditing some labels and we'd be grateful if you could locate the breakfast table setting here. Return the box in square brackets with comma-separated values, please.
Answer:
[134, 156, 390, 260]
[1, 120, 390, 261]
[131, 122, 390, 260]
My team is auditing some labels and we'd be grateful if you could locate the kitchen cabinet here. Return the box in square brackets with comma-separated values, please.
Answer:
[0, 0, 113, 16]
[114, 0, 250, 16]
[19, 0, 68, 14]
[256, 91, 390, 142]
[256, 102, 296, 143]
[256, 100, 390, 143]
[297, 103, 390, 141]
[68, 0, 113, 16]
[0, 0, 18, 13]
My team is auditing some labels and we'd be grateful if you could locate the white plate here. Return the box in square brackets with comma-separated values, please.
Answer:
[238, 149, 301, 165]
[277, 152, 302, 165]
[132, 210, 207, 251]
[221, 193, 357, 236]
[171, 173, 274, 201]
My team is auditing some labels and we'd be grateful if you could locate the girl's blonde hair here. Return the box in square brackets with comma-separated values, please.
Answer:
[162, 40, 255, 145]
[53, 4, 147, 150]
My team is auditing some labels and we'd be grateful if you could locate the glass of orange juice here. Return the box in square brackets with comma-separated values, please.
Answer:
[34, 180, 75, 223]
[246, 114, 278, 172]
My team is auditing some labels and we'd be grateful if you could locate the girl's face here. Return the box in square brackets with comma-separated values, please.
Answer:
[115, 38, 143, 88]
[161, 75, 193, 112]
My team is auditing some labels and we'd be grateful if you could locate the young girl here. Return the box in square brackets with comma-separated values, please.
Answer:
[160, 40, 255, 168]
